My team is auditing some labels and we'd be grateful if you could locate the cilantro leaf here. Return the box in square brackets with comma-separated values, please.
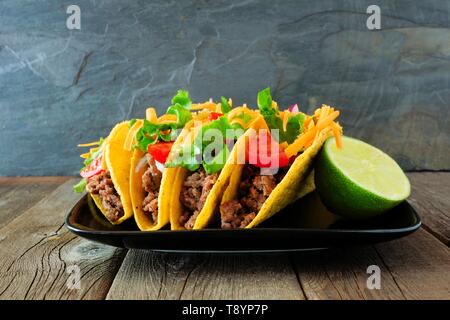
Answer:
[257, 87, 283, 139]
[257, 87, 274, 111]
[284, 113, 306, 143]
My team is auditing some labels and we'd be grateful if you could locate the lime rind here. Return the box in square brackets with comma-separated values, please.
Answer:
[315, 136, 411, 219]
[324, 136, 410, 202]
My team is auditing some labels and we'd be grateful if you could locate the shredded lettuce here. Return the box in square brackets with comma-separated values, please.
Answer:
[166, 116, 237, 174]
[171, 89, 191, 108]
[73, 178, 87, 193]
[257, 87, 305, 144]
[166, 104, 192, 128]
[232, 110, 253, 129]
[81, 138, 104, 168]
[135, 90, 193, 152]
[203, 146, 230, 174]
[196, 117, 229, 173]
[220, 96, 231, 113]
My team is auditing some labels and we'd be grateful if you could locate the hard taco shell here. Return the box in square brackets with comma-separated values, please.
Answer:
[89, 121, 134, 225]
[220, 127, 333, 228]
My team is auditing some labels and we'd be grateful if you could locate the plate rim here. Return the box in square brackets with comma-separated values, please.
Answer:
[65, 194, 422, 236]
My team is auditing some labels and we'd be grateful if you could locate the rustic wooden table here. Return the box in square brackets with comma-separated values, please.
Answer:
[0, 173, 448, 300]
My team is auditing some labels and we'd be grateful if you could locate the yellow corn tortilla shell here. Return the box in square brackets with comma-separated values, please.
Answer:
[168, 119, 209, 230]
[88, 193, 120, 228]
[220, 127, 333, 228]
[129, 118, 199, 231]
[89, 121, 134, 225]
[130, 148, 179, 231]
[165, 119, 207, 230]
[128, 107, 211, 230]
[169, 167, 191, 230]
[169, 117, 268, 230]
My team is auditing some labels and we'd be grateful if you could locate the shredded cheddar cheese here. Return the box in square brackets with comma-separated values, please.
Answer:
[331, 122, 343, 148]
[285, 105, 342, 158]
[272, 101, 278, 109]
[146, 107, 157, 122]
[190, 101, 217, 111]
[157, 114, 178, 123]
[227, 106, 259, 129]
[226, 108, 242, 120]
[229, 117, 246, 128]
[77, 141, 101, 147]
[281, 111, 289, 132]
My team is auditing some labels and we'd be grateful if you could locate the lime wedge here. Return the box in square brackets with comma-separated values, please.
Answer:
[315, 136, 411, 219]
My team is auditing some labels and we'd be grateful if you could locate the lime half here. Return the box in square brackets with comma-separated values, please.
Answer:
[315, 136, 410, 219]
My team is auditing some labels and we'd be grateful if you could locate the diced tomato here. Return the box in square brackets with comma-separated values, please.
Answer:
[80, 156, 104, 178]
[209, 112, 224, 120]
[147, 141, 174, 164]
[245, 131, 290, 168]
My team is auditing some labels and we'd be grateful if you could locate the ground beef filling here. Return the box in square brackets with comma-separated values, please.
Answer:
[179, 168, 219, 229]
[220, 165, 286, 229]
[141, 155, 162, 223]
[87, 171, 124, 222]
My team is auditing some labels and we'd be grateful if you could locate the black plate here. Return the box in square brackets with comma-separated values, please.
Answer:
[66, 192, 421, 252]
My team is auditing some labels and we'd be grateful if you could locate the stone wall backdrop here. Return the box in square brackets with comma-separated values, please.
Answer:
[0, 0, 449, 176]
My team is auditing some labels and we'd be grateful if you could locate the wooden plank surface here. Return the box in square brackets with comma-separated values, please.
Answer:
[291, 228, 450, 300]
[0, 179, 126, 300]
[291, 246, 405, 300]
[0, 177, 70, 228]
[0, 174, 448, 300]
[107, 251, 304, 300]
[407, 172, 450, 245]
[375, 228, 450, 300]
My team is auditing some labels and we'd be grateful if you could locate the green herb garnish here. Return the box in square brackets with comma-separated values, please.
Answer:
[73, 178, 87, 193]
[220, 96, 231, 113]
[257, 87, 305, 143]
[167, 116, 237, 174]
[134, 90, 193, 152]
[81, 138, 104, 168]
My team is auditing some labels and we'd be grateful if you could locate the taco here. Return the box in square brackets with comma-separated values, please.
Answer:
[166, 103, 262, 230]
[74, 121, 134, 224]
[127, 90, 236, 230]
[219, 88, 343, 229]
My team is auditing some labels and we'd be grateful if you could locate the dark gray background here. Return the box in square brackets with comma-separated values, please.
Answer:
[1, 0, 449, 176]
